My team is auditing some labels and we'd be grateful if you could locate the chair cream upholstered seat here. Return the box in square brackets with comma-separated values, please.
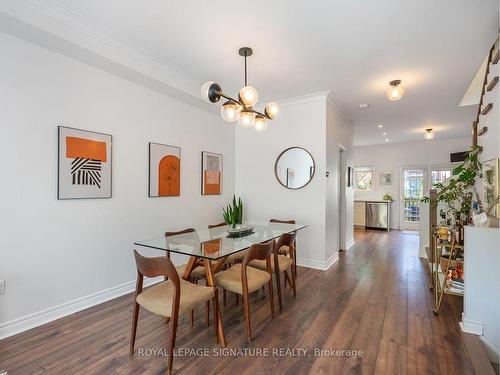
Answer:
[175, 264, 206, 278]
[214, 263, 271, 294]
[136, 279, 214, 317]
[277, 245, 290, 255]
[249, 254, 294, 273]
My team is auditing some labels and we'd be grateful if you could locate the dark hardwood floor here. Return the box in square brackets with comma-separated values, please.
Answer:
[0, 229, 478, 374]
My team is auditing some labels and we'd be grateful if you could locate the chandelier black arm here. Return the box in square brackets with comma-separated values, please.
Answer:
[217, 91, 271, 120]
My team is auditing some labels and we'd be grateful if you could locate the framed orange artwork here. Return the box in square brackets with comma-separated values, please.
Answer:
[149, 142, 181, 197]
[58, 126, 112, 199]
[201, 151, 222, 195]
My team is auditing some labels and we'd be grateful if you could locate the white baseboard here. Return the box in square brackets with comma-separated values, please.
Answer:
[480, 336, 500, 364]
[297, 253, 339, 271]
[418, 246, 429, 259]
[0, 277, 162, 340]
[345, 238, 355, 250]
[459, 319, 484, 335]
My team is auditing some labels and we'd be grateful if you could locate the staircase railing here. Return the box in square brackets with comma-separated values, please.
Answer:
[472, 42, 497, 146]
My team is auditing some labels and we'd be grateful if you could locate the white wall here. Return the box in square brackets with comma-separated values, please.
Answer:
[235, 96, 327, 268]
[353, 137, 471, 229]
[326, 100, 354, 260]
[235, 94, 354, 269]
[0, 34, 235, 335]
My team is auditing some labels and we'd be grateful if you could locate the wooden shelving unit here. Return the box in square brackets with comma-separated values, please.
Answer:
[426, 227, 464, 315]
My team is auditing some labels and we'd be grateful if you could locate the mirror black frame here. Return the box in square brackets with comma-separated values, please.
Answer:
[274, 146, 316, 190]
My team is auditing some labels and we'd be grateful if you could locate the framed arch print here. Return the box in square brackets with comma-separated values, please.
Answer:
[149, 142, 181, 197]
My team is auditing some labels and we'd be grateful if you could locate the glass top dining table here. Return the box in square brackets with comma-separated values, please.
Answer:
[134, 221, 307, 260]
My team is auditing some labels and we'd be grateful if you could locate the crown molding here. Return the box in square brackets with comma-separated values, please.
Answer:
[278, 91, 330, 107]
[252, 92, 330, 112]
[326, 94, 353, 126]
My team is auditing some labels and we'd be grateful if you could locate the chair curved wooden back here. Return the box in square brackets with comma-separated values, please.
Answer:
[165, 228, 196, 237]
[270, 219, 296, 224]
[275, 232, 297, 252]
[242, 240, 275, 268]
[208, 222, 227, 229]
[133, 250, 180, 288]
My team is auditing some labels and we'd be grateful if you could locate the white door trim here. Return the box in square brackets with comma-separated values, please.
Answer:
[399, 166, 428, 230]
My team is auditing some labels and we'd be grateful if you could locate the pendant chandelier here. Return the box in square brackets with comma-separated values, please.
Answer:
[201, 47, 279, 132]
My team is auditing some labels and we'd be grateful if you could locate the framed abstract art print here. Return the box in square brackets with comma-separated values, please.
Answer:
[58, 126, 112, 199]
[201, 151, 222, 195]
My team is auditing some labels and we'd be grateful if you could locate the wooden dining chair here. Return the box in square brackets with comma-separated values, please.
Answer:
[208, 222, 226, 229]
[250, 232, 297, 311]
[130, 250, 221, 375]
[270, 219, 298, 280]
[165, 229, 208, 326]
[208, 222, 247, 307]
[214, 240, 275, 342]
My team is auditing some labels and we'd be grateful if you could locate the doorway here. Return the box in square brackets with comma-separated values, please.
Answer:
[338, 146, 346, 251]
[400, 167, 427, 230]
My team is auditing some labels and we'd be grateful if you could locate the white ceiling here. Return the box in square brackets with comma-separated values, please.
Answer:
[31, 0, 499, 145]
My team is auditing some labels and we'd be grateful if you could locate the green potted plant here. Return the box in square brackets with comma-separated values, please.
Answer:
[223, 195, 243, 228]
[422, 145, 482, 228]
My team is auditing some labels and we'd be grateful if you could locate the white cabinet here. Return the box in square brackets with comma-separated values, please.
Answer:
[354, 201, 366, 226]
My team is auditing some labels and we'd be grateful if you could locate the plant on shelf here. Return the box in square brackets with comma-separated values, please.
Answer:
[383, 193, 393, 202]
[223, 195, 243, 228]
[421, 145, 482, 226]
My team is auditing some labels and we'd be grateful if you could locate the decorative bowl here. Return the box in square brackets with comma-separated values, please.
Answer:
[226, 224, 255, 238]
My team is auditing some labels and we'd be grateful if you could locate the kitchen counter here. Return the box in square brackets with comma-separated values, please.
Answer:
[355, 199, 392, 203]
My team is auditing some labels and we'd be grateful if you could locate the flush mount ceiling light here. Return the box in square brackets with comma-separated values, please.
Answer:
[201, 47, 279, 132]
[378, 124, 383, 128]
[424, 128, 435, 140]
[386, 79, 404, 101]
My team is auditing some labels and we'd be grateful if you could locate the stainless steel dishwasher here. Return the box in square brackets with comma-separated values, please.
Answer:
[365, 202, 389, 230]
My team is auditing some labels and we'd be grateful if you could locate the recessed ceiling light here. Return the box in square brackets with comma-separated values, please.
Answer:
[359, 104, 370, 109]
[378, 124, 383, 128]
[385, 138, 389, 142]
[382, 132, 387, 136]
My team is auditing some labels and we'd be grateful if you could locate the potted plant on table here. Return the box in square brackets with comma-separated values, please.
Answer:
[223, 195, 243, 229]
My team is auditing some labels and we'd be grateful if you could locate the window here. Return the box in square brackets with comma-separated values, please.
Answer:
[354, 166, 373, 190]
[431, 169, 451, 187]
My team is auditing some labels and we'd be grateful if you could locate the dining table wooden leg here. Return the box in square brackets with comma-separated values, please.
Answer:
[182, 256, 198, 281]
[202, 258, 226, 347]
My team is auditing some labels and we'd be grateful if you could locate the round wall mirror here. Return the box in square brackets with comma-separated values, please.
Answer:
[275, 147, 315, 189]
